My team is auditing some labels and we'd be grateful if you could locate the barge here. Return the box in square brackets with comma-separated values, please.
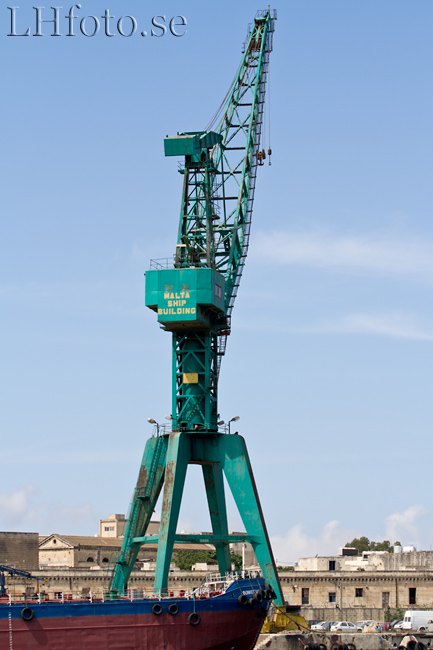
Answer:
[0, 571, 274, 650]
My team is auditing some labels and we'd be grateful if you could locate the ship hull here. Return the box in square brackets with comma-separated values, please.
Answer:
[0, 578, 270, 650]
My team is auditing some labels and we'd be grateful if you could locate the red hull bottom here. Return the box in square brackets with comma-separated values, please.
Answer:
[1, 609, 264, 650]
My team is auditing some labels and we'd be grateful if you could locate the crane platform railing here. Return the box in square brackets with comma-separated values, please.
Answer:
[149, 257, 175, 270]
[146, 421, 231, 435]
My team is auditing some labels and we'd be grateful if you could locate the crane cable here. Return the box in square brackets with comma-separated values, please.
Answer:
[204, 68, 238, 133]
[205, 42, 256, 133]
[267, 61, 272, 165]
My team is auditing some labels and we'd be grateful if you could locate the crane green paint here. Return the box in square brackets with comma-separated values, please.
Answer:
[110, 9, 283, 606]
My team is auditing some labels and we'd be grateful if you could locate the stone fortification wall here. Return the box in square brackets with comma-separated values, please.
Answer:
[300, 607, 384, 622]
[4, 565, 433, 623]
[297, 550, 433, 574]
[280, 571, 433, 618]
[0, 532, 39, 571]
[380, 551, 433, 572]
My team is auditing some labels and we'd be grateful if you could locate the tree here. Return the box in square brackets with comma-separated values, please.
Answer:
[173, 549, 242, 571]
[371, 540, 392, 553]
[345, 538, 394, 553]
[385, 606, 404, 622]
[231, 553, 242, 570]
[345, 537, 371, 553]
[174, 550, 217, 571]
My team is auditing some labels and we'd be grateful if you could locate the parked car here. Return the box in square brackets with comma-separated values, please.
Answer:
[356, 620, 373, 629]
[393, 621, 404, 630]
[379, 622, 392, 631]
[307, 620, 324, 628]
[310, 622, 325, 631]
[389, 620, 401, 629]
[311, 622, 334, 631]
[402, 610, 433, 631]
[330, 621, 362, 632]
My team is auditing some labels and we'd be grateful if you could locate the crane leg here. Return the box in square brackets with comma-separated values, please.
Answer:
[202, 463, 231, 576]
[220, 434, 284, 606]
[109, 435, 167, 594]
[153, 431, 189, 594]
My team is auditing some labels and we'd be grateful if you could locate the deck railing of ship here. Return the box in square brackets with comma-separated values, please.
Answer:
[0, 587, 197, 605]
[191, 570, 262, 599]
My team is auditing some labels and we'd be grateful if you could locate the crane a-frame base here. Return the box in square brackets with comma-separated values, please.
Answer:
[110, 430, 284, 605]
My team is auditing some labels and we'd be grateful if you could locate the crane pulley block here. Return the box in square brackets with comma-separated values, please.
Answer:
[145, 267, 226, 330]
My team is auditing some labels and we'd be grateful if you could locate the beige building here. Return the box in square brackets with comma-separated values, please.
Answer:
[39, 535, 125, 569]
[296, 547, 433, 575]
[279, 569, 433, 622]
[99, 515, 159, 538]
[281, 548, 433, 621]
[39, 516, 212, 571]
[99, 514, 162, 538]
[99, 514, 127, 538]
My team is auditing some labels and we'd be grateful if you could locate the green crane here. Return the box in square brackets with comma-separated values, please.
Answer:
[109, 8, 283, 606]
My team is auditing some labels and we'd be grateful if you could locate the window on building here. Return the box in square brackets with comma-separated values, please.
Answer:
[102, 557, 109, 563]
[328, 592, 336, 603]
[355, 588, 363, 598]
[54, 592, 62, 600]
[86, 556, 94, 563]
[329, 560, 336, 571]
[301, 588, 309, 605]
[382, 592, 390, 608]
[104, 526, 114, 532]
[409, 588, 416, 605]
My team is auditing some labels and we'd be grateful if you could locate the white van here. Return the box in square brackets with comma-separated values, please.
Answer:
[402, 610, 433, 631]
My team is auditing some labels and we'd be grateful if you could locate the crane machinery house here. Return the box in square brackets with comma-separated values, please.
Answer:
[146, 267, 226, 326]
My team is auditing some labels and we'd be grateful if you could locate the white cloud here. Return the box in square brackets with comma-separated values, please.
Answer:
[320, 312, 433, 341]
[270, 520, 356, 565]
[270, 508, 430, 564]
[0, 485, 35, 526]
[385, 505, 427, 547]
[236, 311, 433, 341]
[0, 484, 96, 535]
[251, 230, 433, 279]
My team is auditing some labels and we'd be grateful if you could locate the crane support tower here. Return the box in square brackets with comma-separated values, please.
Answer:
[109, 9, 283, 606]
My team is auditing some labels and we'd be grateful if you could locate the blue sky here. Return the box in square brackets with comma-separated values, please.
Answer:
[1, 0, 433, 564]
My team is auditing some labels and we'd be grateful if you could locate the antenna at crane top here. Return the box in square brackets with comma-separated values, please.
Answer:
[109, 8, 283, 607]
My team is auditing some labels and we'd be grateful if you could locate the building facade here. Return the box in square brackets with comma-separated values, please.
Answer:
[280, 570, 433, 619]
